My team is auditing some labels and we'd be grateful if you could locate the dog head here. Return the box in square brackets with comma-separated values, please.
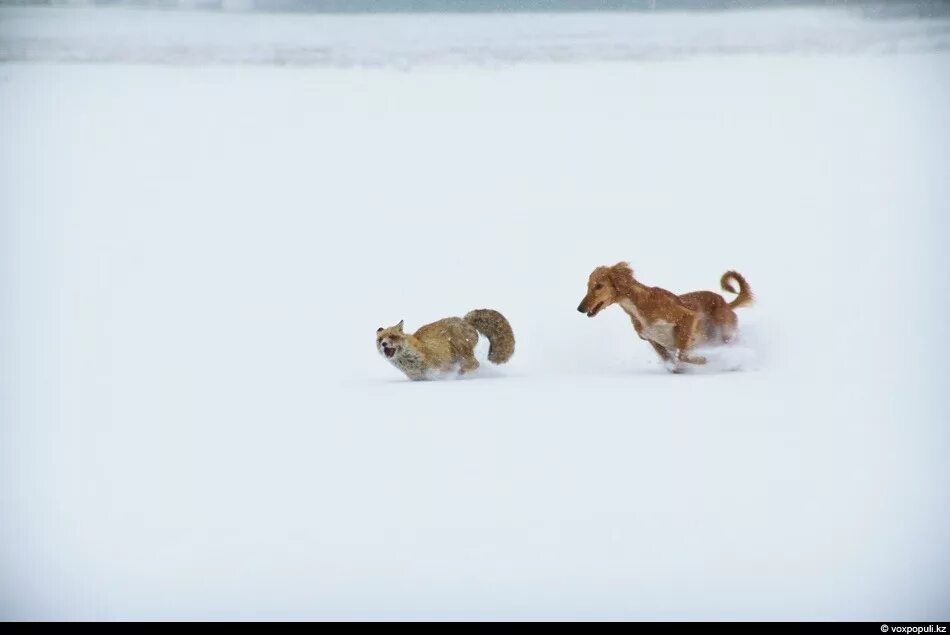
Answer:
[577, 262, 634, 317]
[376, 320, 405, 359]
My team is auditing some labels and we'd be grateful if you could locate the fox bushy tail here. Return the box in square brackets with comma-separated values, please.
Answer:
[720, 271, 753, 309]
[464, 309, 515, 364]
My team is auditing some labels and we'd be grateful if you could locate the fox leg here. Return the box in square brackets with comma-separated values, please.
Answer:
[456, 345, 478, 375]
[449, 326, 480, 375]
[458, 350, 480, 375]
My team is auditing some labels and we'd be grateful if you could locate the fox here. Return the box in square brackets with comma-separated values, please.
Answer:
[376, 309, 515, 380]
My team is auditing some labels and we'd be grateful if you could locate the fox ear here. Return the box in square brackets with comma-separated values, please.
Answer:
[377, 327, 383, 333]
[396, 320, 404, 331]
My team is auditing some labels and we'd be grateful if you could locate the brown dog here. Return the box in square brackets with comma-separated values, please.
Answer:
[577, 262, 752, 371]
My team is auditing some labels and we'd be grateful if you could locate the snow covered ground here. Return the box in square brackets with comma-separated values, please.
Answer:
[2, 5, 949, 621]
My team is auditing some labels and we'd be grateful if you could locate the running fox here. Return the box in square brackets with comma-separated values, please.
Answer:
[376, 309, 515, 380]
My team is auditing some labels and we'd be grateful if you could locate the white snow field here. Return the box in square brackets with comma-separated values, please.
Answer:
[2, 5, 950, 621]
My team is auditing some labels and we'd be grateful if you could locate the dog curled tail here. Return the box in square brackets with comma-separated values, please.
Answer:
[720, 271, 753, 309]
[464, 309, 515, 364]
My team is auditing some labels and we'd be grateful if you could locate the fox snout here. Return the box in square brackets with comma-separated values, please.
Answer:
[576, 302, 586, 313]
[378, 339, 396, 358]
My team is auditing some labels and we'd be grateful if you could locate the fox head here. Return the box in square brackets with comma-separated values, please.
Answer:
[376, 320, 406, 359]
[577, 262, 634, 317]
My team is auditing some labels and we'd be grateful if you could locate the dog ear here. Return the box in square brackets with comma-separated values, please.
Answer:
[608, 262, 634, 288]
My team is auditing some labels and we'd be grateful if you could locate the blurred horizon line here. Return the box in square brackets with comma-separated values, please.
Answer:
[0, 0, 948, 18]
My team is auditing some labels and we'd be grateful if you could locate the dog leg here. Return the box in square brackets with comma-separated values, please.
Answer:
[676, 350, 707, 365]
[629, 315, 649, 340]
[716, 307, 738, 344]
[646, 339, 683, 373]
[674, 319, 707, 366]
[648, 340, 673, 362]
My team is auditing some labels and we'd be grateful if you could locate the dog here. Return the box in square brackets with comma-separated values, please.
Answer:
[577, 262, 752, 371]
